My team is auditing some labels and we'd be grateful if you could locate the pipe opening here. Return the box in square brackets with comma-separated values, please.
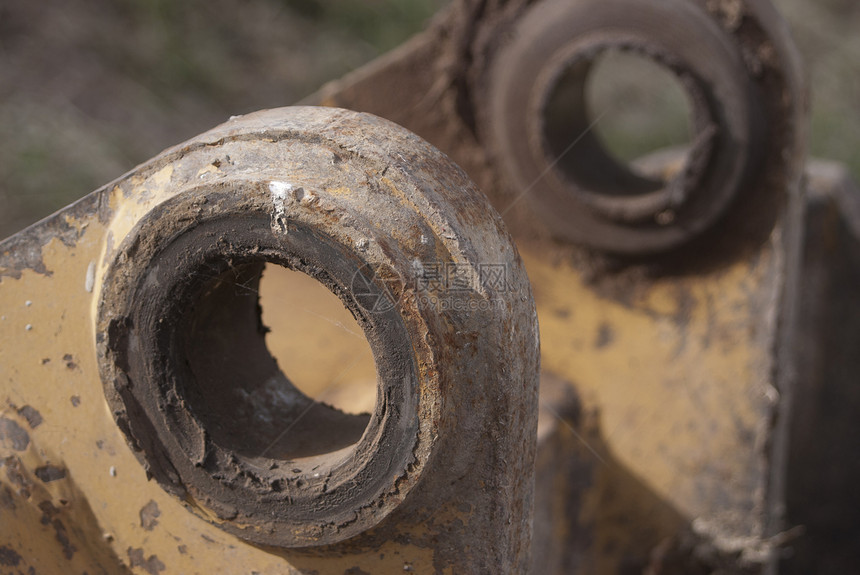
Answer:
[177, 258, 376, 462]
[587, 50, 693, 177]
[540, 44, 712, 222]
[260, 265, 377, 416]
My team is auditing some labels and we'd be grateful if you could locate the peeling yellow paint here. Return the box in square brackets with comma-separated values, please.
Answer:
[196, 163, 223, 179]
[523, 240, 778, 529]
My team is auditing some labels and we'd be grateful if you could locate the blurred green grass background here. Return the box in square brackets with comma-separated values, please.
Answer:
[0, 0, 857, 239]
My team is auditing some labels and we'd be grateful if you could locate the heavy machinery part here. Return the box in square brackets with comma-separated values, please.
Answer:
[0, 0, 826, 573]
[483, 0, 766, 253]
[0, 107, 539, 572]
[314, 0, 805, 261]
[310, 0, 810, 571]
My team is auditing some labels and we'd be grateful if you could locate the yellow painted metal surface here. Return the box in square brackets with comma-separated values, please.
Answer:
[524, 229, 785, 569]
[0, 211, 310, 574]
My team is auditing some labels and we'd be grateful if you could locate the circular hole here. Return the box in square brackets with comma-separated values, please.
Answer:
[588, 50, 694, 171]
[177, 258, 377, 463]
[101, 197, 425, 544]
[541, 47, 696, 199]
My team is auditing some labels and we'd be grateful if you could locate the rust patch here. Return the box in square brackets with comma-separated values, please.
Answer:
[594, 323, 615, 349]
[63, 354, 78, 370]
[17, 405, 43, 429]
[70, 395, 81, 407]
[0, 545, 22, 566]
[0, 486, 15, 509]
[139, 500, 161, 531]
[0, 417, 30, 451]
[35, 465, 67, 483]
[127, 547, 165, 575]
[554, 307, 571, 319]
[38, 501, 76, 559]
[3, 456, 31, 498]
